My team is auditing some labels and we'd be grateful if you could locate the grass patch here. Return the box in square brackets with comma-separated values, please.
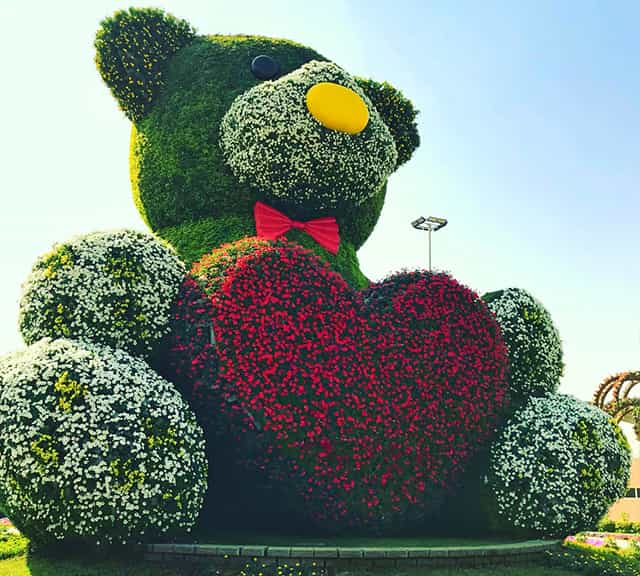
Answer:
[0, 554, 190, 576]
[0, 526, 568, 576]
[341, 569, 584, 576]
[0, 555, 587, 576]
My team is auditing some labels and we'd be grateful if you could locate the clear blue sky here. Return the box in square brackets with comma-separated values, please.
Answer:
[1, 0, 638, 404]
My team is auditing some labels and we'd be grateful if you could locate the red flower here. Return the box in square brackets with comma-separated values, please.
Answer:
[159, 238, 508, 532]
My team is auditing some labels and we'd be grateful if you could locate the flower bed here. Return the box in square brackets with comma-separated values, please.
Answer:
[566, 531, 640, 548]
[548, 533, 640, 576]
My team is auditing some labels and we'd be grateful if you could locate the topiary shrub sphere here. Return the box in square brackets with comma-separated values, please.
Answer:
[0, 339, 207, 546]
[488, 393, 630, 537]
[19, 230, 185, 358]
[483, 288, 563, 399]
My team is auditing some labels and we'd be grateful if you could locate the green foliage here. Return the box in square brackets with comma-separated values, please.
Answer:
[435, 443, 536, 539]
[160, 215, 369, 289]
[94, 9, 424, 290]
[129, 35, 324, 233]
[2, 552, 200, 576]
[547, 540, 640, 576]
[598, 518, 640, 533]
[95, 7, 195, 122]
[0, 554, 591, 576]
[285, 229, 370, 289]
[356, 77, 420, 167]
[489, 394, 631, 537]
[0, 525, 28, 561]
[158, 215, 256, 268]
[337, 183, 387, 251]
[126, 31, 402, 261]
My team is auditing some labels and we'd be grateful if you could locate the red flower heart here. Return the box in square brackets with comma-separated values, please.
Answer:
[163, 238, 508, 532]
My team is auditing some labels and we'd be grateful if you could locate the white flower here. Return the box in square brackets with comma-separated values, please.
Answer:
[0, 339, 207, 545]
[484, 288, 563, 398]
[219, 61, 397, 214]
[19, 230, 186, 358]
[489, 393, 630, 535]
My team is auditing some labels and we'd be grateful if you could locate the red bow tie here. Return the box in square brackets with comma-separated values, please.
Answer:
[254, 201, 340, 255]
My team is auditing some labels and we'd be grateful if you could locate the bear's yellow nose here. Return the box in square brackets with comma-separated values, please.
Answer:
[306, 82, 369, 135]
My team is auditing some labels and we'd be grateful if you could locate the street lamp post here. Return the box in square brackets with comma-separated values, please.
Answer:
[411, 216, 448, 271]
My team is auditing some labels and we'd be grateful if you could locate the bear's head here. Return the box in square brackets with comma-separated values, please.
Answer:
[95, 8, 419, 287]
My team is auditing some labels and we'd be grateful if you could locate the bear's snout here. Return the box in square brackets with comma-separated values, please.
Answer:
[219, 60, 397, 214]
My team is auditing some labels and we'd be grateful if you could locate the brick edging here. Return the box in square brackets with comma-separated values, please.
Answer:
[145, 539, 561, 568]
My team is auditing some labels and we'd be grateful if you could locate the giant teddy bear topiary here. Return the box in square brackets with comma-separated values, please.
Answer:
[0, 7, 629, 545]
[91, 7, 512, 533]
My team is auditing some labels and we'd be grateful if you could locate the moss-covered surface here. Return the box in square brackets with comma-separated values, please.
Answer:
[130, 35, 326, 232]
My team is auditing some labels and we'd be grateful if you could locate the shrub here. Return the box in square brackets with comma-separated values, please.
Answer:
[0, 339, 207, 547]
[599, 517, 640, 534]
[19, 230, 185, 358]
[162, 239, 508, 532]
[547, 539, 640, 576]
[0, 524, 28, 561]
[489, 394, 630, 536]
[483, 287, 563, 400]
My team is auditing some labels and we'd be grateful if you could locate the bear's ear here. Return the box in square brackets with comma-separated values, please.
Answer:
[356, 78, 420, 168]
[94, 7, 196, 122]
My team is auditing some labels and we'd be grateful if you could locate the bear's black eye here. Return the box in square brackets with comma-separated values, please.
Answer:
[251, 55, 280, 80]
